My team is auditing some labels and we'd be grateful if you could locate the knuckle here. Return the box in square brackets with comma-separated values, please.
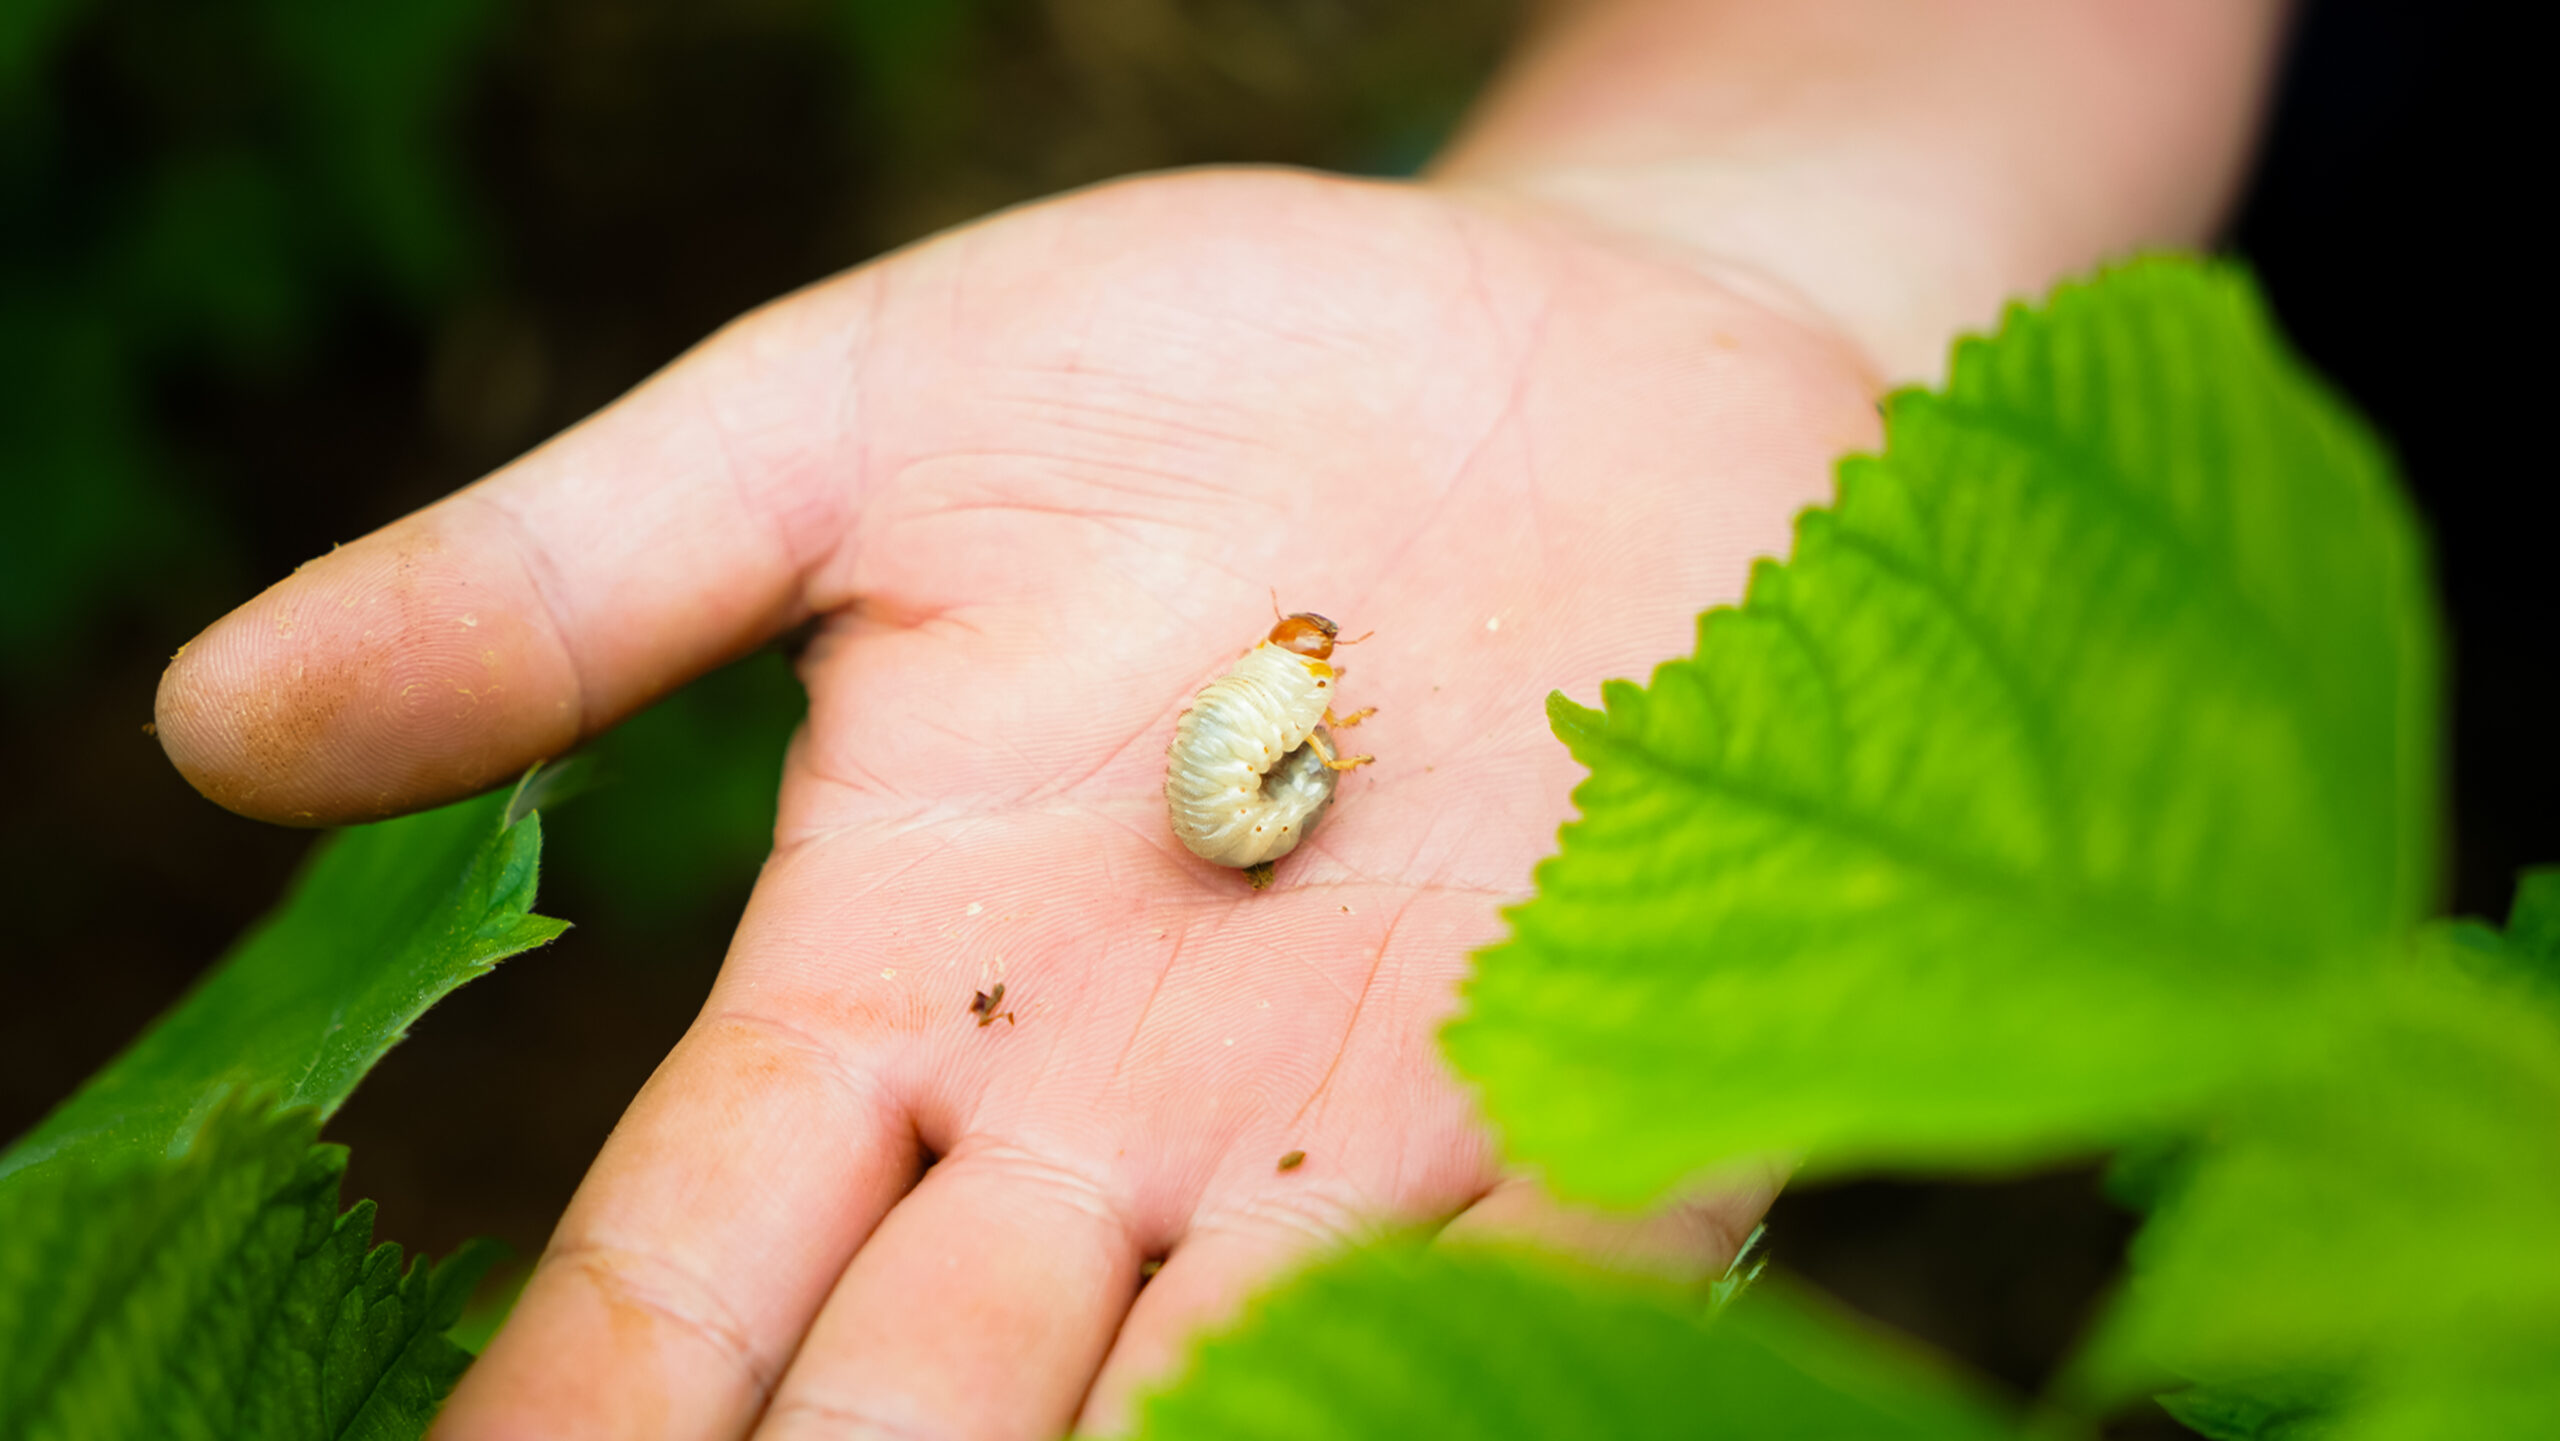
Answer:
[950, 1141, 1125, 1228]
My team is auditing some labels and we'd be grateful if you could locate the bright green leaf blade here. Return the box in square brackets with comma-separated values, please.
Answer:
[2080, 958, 2560, 1440]
[0, 780, 558, 1436]
[1, 784, 567, 1180]
[1448, 257, 2437, 1199]
[0, 1097, 499, 1440]
[1131, 1245, 2016, 1441]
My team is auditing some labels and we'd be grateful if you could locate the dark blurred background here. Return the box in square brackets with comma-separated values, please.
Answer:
[0, 0, 2540, 1423]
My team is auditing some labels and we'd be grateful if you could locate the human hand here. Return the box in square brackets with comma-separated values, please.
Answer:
[153, 5, 2283, 1437]
[160, 167, 1848, 1436]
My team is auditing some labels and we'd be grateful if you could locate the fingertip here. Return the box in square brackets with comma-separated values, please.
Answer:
[155, 511, 585, 826]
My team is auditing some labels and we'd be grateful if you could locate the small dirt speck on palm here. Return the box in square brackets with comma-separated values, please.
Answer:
[1245, 862, 1276, 890]
[970, 983, 1013, 1027]
[1277, 1150, 1306, 1172]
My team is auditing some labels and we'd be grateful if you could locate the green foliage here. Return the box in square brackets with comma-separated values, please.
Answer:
[1446, 258, 2434, 1200]
[0, 783, 564, 1438]
[2081, 930, 2560, 1439]
[1150, 257, 2555, 1438]
[0, 294, 206, 672]
[2089, 874, 2560, 1438]
[440, 1263, 531, 1359]
[0, 1099, 499, 1441]
[2446, 866, 2560, 995]
[250, 0, 504, 306]
[0, 0, 80, 119]
[547, 648, 804, 930]
[2511, 868, 2560, 966]
[2156, 1372, 2342, 1441]
[1133, 1245, 2016, 1441]
[3, 784, 566, 1180]
[832, 0, 979, 147]
[0, 0, 508, 676]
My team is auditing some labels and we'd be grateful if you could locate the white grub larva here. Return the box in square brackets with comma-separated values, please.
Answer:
[1166, 612, 1375, 872]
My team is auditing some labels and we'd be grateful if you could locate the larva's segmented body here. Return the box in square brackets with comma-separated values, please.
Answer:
[1167, 612, 1373, 871]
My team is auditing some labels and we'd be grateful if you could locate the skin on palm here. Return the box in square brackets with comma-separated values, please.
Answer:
[149, 4, 2286, 1434]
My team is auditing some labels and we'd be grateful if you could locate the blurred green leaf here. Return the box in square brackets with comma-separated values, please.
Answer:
[0, 298, 199, 675]
[0, 780, 565, 1437]
[1133, 1245, 2017, 1441]
[0, 1096, 499, 1440]
[2495, 866, 2560, 983]
[0, 0, 80, 119]
[2324, 1338, 2560, 1441]
[549, 648, 803, 930]
[2082, 953, 2560, 1439]
[440, 1259, 529, 1358]
[1446, 257, 2437, 1201]
[2157, 1372, 2343, 1440]
[2, 0, 510, 671]
[2, 779, 565, 1180]
[2430, 868, 2560, 1005]
[258, 0, 502, 303]
[832, 0, 977, 143]
[118, 147, 307, 357]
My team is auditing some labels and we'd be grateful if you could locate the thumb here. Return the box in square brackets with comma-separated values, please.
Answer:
[155, 274, 877, 825]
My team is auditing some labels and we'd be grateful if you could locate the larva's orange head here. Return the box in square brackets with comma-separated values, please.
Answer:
[1268, 612, 1339, 658]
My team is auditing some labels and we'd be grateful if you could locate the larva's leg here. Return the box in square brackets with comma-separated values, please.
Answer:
[1324, 706, 1375, 729]
[1306, 729, 1374, 773]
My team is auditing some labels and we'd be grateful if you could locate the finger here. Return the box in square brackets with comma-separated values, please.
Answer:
[1076, 1212, 1350, 1437]
[434, 858, 921, 1439]
[755, 1145, 1144, 1441]
[1434, 1170, 1780, 1283]
[435, 1013, 916, 1441]
[155, 275, 876, 824]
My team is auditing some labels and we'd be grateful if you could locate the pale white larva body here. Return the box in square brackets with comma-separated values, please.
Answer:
[1166, 616, 1368, 870]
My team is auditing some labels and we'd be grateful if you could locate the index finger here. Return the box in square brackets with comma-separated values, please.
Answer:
[154, 273, 877, 825]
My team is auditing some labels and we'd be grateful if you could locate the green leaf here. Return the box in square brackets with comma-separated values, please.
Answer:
[2327, 1339, 2560, 1441]
[2428, 867, 2560, 1006]
[545, 647, 802, 929]
[2156, 1372, 2343, 1440]
[1131, 1244, 2016, 1441]
[0, 781, 564, 1438]
[2, 781, 567, 1180]
[441, 1262, 531, 1358]
[2080, 959, 2560, 1440]
[2495, 866, 2560, 984]
[1447, 257, 2438, 1200]
[0, 1096, 501, 1440]
[1544, 690, 1608, 753]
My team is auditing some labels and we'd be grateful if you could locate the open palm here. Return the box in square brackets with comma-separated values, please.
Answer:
[162, 169, 1879, 1437]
